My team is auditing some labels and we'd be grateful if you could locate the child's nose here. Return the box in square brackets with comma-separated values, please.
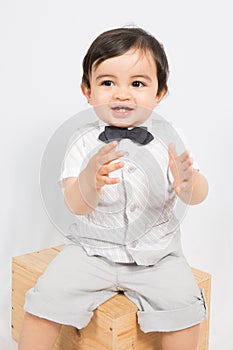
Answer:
[113, 87, 131, 100]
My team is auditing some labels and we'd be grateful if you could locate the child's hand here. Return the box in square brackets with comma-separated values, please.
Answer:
[168, 143, 194, 194]
[87, 141, 125, 193]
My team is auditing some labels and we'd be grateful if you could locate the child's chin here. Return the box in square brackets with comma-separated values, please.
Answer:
[99, 115, 134, 128]
[110, 120, 133, 128]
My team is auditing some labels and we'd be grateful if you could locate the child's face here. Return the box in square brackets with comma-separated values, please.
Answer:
[82, 49, 166, 128]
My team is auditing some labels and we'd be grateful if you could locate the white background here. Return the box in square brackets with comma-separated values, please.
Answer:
[0, 1, 232, 349]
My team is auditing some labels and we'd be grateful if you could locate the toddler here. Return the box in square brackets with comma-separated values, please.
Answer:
[19, 27, 209, 350]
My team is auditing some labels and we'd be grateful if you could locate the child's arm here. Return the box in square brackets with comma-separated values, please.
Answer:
[168, 144, 209, 205]
[64, 141, 124, 215]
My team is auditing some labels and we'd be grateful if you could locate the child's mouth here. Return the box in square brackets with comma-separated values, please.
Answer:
[111, 105, 134, 117]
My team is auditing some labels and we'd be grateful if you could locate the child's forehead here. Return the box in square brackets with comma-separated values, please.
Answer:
[92, 48, 155, 72]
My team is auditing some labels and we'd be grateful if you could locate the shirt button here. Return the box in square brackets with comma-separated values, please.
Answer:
[130, 203, 137, 212]
[127, 165, 136, 173]
[124, 151, 129, 157]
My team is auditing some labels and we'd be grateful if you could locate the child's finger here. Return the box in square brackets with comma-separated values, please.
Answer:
[181, 157, 193, 171]
[179, 150, 191, 163]
[174, 185, 181, 194]
[99, 161, 125, 175]
[168, 143, 178, 159]
[96, 174, 120, 187]
[182, 167, 193, 181]
[103, 176, 120, 185]
[100, 150, 124, 166]
[98, 141, 118, 156]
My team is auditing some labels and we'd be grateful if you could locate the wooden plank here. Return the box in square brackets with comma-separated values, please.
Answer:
[98, 293, 138, 318]
[191, 267, 211, 283]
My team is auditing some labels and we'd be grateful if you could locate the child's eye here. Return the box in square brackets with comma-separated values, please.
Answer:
[101, 80, 114, 86]
[132, 81, 145, 87]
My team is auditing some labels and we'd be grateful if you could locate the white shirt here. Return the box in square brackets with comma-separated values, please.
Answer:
[59, 116, 196, 266]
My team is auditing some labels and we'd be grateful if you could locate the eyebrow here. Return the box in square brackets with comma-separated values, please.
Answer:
[95, 74, 117, 82]
[95, 74, 152, 82]
[131, 75, 152, 82]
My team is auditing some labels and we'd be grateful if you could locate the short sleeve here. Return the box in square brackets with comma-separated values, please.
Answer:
[58, 131, 86, 188]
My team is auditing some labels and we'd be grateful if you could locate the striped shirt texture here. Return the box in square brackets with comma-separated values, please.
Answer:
[59, 116, 190, 266]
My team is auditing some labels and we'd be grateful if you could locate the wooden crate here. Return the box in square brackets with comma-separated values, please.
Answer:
[12, 245, 211, 350]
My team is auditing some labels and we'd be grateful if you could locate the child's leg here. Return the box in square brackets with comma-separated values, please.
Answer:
[161, 323, 200, 350]
[18, 312, 61, 350]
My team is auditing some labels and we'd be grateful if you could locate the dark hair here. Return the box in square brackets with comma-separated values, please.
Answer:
[82, 27, 169, 95]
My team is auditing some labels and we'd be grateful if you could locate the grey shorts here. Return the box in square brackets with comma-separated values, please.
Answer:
[24, 243, 207, 332]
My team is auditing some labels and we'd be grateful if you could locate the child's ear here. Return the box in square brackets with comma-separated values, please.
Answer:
[81, 83, 92, 104]
[154, 87, 167, 105]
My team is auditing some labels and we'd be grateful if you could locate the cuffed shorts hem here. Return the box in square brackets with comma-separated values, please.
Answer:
[137, 288, 208, 333]
[24, 294, 94, 329]
[24, 285, 115, 330]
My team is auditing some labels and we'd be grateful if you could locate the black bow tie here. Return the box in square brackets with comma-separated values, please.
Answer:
[98, 125, 154, 145]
